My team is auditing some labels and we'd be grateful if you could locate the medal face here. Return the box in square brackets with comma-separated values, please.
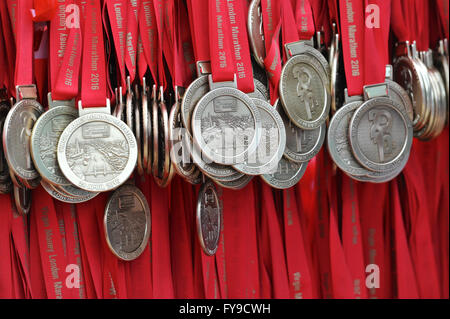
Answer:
[104, 184, 151, 261]
[181, 75, 209, 133]
[261, 156, 308, 189]
[327, 100, 370, 176]
[247, 0, 265, 68]
[233, 98, 286, 175]
[280, 104, 325, 163]
[30, 105, 78, 185]
[196, 180, 222, 256]
[349, 97, 413, 172]
[13, 185, 31, 215]
[192, 87, 261, 165]
[279, 54, 330, 129]
[3, 99, 44, 182]
[41, 180, 97, 203]
[57, 112, 138, 192]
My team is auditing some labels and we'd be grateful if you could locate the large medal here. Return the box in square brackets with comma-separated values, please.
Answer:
[57, 101, 138, 192]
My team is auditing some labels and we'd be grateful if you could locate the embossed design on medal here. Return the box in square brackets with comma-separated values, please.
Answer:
[233, 98, 286, 175]
[279, 102, 325, 163]
[196, 180, 222, 256]
[104, 184, 151, 261]
[279, 54, 330, 130]
[261, 156, 308, 189]
[3, 86, 44, 188]
[30, 94, 78, 186]
[349, 97, 413, 173]
[57, 100, 138, 192]
[327, 97, 371, 177]
[192, 77, 262, 165]
[247, 0, 265, 68]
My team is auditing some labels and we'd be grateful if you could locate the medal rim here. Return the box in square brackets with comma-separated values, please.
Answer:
[260, 157, 308, 189]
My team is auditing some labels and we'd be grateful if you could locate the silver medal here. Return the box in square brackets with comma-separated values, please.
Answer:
[233, 98, 286, 175]
[261, 156, 308, 189]
[57, 100, 138, 192]
[30, 93, 77, 186]
[192, 76, 261, 165]
[104, 184, 151, 261]
[196, 179, 222, 256]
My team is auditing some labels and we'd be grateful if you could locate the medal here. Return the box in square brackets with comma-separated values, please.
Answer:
[233, 98, 286, 175]
[247, 0, 265, 68]
[57, 0, 137, 193]
[153, 87, 171, 187]
[278, 0, 330, 130]
[278, 101, 325, 163]
[196, 179, 222, 256]
[261, 156, 308, 189]
[104, 183, 151, 261]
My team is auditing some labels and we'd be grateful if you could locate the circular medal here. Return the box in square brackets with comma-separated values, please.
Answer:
[30, 105, 78, 186]
[3, 99, 44, 184]
[233, 98, 286, 175]
[181, 75, 209, 133]
[261, 156, 308, 189]
[57, 111, 138, 192]
[327, 99, 370, 176]
[192, 87, 261, 165]
[134, 91, 144, 175]
[280, 104, 325, 163]
[104, 184, 151, 261]
[279, 54, 330, 129]
[247, 0, 265, 68]
[196, 180, 222, 256]
[349, 97, 413, 172]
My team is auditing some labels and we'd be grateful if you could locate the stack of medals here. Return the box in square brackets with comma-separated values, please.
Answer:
[0, 0, 448, 259]
[393, 0, 449, 141]
[328, 0, 414, 183]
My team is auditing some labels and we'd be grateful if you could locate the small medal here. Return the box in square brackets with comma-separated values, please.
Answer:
[104, 184, 151, 261]
[196, 179, 222, 256]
